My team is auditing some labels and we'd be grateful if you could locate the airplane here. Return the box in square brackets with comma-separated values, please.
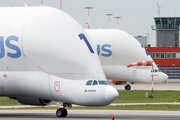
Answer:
[85, 29, 168, 90]
[0, 6, 118, 117]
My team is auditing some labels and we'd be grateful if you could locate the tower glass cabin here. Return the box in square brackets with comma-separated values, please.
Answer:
[152, 17, 180, 47]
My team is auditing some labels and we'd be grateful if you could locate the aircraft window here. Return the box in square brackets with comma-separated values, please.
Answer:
[158, 70, 161, 72]
[92, 80, 98, 85]
[155, 70, 157, 72]
[106, 81, 110, 85]
[98, 80, 107, 85]
[86, 80, 93, 85]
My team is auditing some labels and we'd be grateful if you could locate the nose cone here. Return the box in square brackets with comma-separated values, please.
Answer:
[163, 73, 168, 81]
[155, 72, 168, 83]
[105, 86, 119, 105]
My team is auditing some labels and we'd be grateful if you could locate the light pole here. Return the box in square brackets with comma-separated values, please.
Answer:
[114, 17, 121, 29]
[85, 7, 93, 29]
[106, 14, 113, 29]
[60, 0, 62, 9]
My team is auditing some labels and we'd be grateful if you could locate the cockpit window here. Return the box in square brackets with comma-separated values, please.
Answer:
[98, 80, 107, 85]
[92, 80, 98, 85]
[86, 80, 109, 85]
[106, 81, 109, 85]
[151, 69, 161, 73]
[86, 80, 93, 85]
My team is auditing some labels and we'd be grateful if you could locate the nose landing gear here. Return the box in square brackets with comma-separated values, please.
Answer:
[56, 108, 67, 117]
[56, 102, 71, 117]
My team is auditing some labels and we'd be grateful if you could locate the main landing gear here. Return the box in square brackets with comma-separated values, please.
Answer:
[56, 102, 71, 117]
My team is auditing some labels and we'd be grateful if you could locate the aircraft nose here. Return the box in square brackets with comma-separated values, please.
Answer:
[105, 86, 119, 104]
[163, 73, 168, 81]
[156, 72, 168, 83]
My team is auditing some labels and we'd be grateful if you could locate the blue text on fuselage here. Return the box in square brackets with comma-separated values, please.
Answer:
[0, 36, 21, 58]
[97, 44, 112, 57]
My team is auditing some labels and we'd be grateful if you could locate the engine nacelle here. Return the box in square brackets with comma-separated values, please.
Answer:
[14, 97, 53, 106]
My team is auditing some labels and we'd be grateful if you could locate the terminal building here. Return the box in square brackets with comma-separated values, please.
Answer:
[144, 17, 180, 81]
[145, 47, 180, 80]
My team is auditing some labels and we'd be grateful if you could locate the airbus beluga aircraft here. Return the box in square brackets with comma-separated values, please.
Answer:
[85, 29, 168, 90]
[0, 6, 118, 117]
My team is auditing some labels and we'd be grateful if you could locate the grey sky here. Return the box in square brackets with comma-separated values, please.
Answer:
[1, 0, 180, 46]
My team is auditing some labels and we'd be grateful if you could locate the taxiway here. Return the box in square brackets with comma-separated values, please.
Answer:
[0, 110, 180, 120]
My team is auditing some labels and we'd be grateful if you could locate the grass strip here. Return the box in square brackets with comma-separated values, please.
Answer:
[114, 90, 180, 103]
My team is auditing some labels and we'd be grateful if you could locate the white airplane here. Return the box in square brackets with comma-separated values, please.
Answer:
[85, 29, 168, 90]
[0, 6, 118, 117]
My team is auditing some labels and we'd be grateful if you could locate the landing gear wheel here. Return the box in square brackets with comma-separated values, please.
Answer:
[56, 108, 68, 117]
[125, 85, 131, 90]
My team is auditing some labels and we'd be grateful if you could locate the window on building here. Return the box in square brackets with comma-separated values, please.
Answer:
[160, 53, 165, 58]
[175, 33, 178, 47]
[175, 18, 180, 29]
[151, 53, 155, 58]
[156, 53, 160, 58]
[176, 53, 180, 58]
[162, 18, 168, 29]
[166, 53, 171, 58]
[155, 18, 161, 29]
[172, 53, 176, 58]
[169, 18, 175, 29]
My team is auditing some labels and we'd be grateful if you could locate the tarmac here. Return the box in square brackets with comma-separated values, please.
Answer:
[0, 110, 180, 120]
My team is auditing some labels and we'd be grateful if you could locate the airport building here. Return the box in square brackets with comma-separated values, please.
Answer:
[145, 47, 180, 80]
[145, 17, 180, 81]
[151, 17, 180, 47]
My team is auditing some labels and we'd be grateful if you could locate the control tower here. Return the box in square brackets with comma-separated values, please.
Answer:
[152, 17, 180, 47]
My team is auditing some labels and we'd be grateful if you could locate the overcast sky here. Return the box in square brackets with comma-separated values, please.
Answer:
[1, 0, 180, 46]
